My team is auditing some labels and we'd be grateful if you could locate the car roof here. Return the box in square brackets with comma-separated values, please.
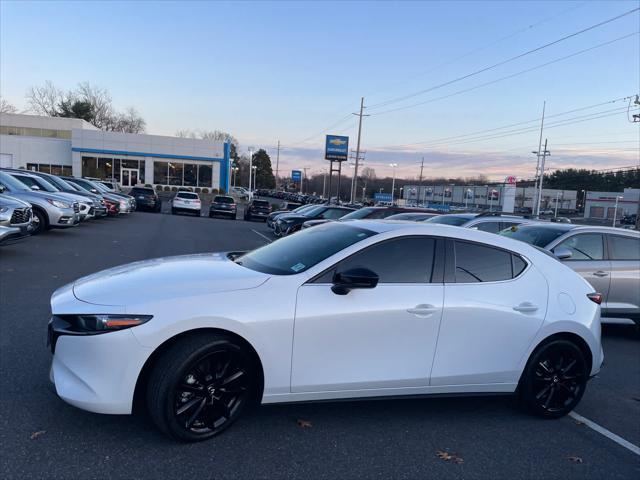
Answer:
[517, 222, 640, 236]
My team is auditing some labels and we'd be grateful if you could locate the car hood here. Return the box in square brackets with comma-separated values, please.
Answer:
[0, 194, 31, 209]
[72, 252, 269, 306]
[277, 214, 309, 222]
[303, 219, 332, 227]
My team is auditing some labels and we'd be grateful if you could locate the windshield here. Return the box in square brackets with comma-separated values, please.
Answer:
[300, 206, 326, 217]
[341, 207, 379, 220]
[214, 196, 234, 203]
[499, 224, 570, 247]
[43, 175, 76, 191]
[0, 172, 31, 191]
[425, 215, 469, 226]
[90, 181, 110, 193]
[237, 222, 376, 275]
[28, 175, 60, 192]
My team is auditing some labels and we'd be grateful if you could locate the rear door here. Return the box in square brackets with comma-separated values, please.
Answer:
[552, 233, 611, 303]
[605, 234, 640, 318]
[431, 240, 547, 386]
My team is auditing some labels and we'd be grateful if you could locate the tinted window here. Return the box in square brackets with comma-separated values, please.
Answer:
[608, 235, 640, 260]
[427, 215, 470, 226]
[238, 223, 376, 275]
[340, 207, 393, 220]
[176, 192, 199, 199]
[131, 188, 154, 195]
[317, 237, 436, 284]
[555, 234, 604, 260]
[512, 255, 527, 277]
[455, 241, 513, 282]
[321, 208, 351, 220]
[499, 224, 570, 247]
[253, 200, 270, 207]
[214, 196, 234, 203]
[475, 221, 501, 233]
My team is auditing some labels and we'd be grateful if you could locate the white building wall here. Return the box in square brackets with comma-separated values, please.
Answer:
[0, 134, 72, 168]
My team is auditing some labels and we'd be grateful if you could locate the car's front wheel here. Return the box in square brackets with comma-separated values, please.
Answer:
[147, 333, 256, 442]
[520, 339, 588, 418]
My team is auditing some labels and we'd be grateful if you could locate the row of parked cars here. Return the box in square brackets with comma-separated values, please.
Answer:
[263, 204, 640, 325]
[0, 168, 156, 245]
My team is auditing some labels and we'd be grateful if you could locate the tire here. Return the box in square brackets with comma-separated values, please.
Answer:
[147, 333, 257, 442]
[520, 339, 588, 419]
[32, 209, 47, 235]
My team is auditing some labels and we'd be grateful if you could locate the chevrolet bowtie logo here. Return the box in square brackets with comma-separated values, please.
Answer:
[329, 138, 346, 146]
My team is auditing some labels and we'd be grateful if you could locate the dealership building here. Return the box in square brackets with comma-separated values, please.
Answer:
[583, 188, 640, 220]
[0, 113, 231, 191]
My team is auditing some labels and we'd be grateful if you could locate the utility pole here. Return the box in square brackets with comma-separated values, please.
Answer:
[302, 167, 310, 194]
[348, 150, 365, 202]
[532, 139, 551, 217]
[275, 140, 280, 190]
[419, 157, 424, 205]
[532, 101, 546, 215]
[350, 97, 369, 203]
[322, 169, 327, 198]
[247, 147, 254, 192]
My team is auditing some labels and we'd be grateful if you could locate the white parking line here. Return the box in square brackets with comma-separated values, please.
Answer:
[569, 411, 640, 456]
[252, 229, 273, 243]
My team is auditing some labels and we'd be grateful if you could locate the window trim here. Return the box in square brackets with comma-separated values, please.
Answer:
[553, 232, 606, 262]
[308, 235, 445, 285]
[606, 233, 640, 261]
[446, 239, 529, 285]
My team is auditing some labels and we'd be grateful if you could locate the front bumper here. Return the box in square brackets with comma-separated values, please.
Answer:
[48, 320, 152, 414]
[50, 209, 80, 228]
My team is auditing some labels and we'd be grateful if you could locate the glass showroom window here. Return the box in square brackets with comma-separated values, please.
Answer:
[168, 162, 183, 186]
[97, 158, 113, 179]
[154, 161, 168, 185]
[82, 157, 97, 177]
[184, 164, 197, 187]
[198, 165, 212, 187]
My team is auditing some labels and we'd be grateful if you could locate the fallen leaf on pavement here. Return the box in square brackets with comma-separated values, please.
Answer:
[567, 456, 583, 464]
[436, 450, 464, 464]
[30, 430, 46, 440]
[297, 419, 312, 428]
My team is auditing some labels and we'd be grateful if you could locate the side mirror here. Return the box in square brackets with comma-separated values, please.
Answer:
[0, 185, 5, 193]
[30, 185, 41, 190]
[331, 267, 379, 295]
[553, 247, 573, 260]
[91, 188, 99, 194]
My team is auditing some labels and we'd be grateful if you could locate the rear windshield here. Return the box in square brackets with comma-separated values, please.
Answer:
[426, 215, 469, 226]
[253, 200, 270, 207]
[131, 188, 154, 195]
[237, 222, 376, 275]
[499, 224, 570, 247]
[177, 192, 199, 199]
[214, 196, 234, 203]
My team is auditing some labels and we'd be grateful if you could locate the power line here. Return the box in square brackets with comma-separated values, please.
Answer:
[367, 7, 639, 110]
[369, 32, 639, 116]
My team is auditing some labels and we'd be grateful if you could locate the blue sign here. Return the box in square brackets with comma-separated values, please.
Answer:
[325, 135, 349, 161]
[374, 193, 393, 203]
[291, 170, 302, 182]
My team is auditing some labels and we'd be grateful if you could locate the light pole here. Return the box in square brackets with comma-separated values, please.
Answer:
[232, 166, 239, 187]
[361, 186, 366, 202]
[554, 191, 561, 218]
[465, 188, 472, 209]
[612, 195, 623, 227]
[389, 163, 398, 205]
[322, 169, 327, 199]
[251, 165, 257, 191]
[489, 189, 497, 212]
[247, 147, 254, 192]
[399, 187, 404, 202]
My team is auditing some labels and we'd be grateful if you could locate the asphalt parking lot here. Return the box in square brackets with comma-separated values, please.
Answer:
[1, 211, 638, 479]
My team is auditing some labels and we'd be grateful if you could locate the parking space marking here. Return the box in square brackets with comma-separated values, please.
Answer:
[252, 229, 273, 243]
[569, 411, 640, 456]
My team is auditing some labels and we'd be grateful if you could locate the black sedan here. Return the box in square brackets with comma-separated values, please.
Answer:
[129, 186, 161, 212]
[274, 205, 355, 237]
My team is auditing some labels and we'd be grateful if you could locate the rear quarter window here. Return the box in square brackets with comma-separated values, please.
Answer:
[454, 240, 525, 282]
[608, 235, 640, 260]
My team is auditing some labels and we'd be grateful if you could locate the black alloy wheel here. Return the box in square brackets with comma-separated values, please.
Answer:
[32, 209, 46, 235]
[520, 339, 588, 418]
[148, 334, 255, 442]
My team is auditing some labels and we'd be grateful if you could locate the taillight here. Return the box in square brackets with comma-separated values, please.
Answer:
[587, 292, 603, 305]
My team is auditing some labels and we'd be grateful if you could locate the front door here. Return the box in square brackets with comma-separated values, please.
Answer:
[121, 168, 138, 188]
[291, 236, 444, 393]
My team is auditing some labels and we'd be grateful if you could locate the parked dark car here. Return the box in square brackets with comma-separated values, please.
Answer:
[385, 211, 440, 221]
[130, 186, 161, 212]
[302, 206, 426, 229]
[275, 205, 355, 236]
[244, 199, 272, 222]
[267, 203, 315, 229]
[209, 195, 237, 219]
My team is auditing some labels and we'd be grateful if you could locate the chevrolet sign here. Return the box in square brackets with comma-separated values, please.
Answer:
[325, 135, 349, 161]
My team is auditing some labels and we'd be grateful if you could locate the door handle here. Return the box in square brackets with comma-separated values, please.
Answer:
[593, 271, 609, 277]
[513, 302, 539, 313]
[407, 304, 438, 316]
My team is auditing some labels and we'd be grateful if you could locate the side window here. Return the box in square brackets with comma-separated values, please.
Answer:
[608, 235, 640, 261]
[555, 234, 604, 260]
[512, 255, 527, 277]
[501, 221, 523, 230]
[475, 221, 501, 234]
[315, 237, 437, 283]
[454, 241, 513, 282]
[321, 208, 349, 220]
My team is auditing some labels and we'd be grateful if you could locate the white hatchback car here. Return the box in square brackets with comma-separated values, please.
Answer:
[48, 221, 603, 442]
[171, 192, 201, 216]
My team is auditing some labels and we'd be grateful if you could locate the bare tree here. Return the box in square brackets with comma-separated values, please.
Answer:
[25, 80, 62, 116]
[0, 98, 18, 114]
[75, 82, 114, 129]
[108, 107, 146, 134]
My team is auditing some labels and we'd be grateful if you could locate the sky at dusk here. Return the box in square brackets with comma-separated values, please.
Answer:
[1, 0, 638, 180]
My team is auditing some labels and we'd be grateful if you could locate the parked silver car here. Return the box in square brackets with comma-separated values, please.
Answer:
[0, 193, 35, 242]
[6, 171, 93, 221]
[0, 172, 79, 234]
[501, 223, 640, 325]
[426, 212, 531, 233]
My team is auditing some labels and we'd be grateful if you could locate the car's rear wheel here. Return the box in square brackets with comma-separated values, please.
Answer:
[520, 339, 588, 418]
[147, 333, 256, 442]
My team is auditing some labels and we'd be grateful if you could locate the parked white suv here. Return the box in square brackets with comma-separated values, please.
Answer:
[171, 192, 202, 216]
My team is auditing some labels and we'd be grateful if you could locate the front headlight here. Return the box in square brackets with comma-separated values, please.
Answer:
[58, 314, 153, 333]
[0, 207, 8, 213]
[46, 199, 71, 209]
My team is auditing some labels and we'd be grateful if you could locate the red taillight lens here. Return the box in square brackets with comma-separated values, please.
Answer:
[587, 292, 603, 305]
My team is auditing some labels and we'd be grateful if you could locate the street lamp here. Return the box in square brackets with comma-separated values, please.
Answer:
[231, 166, 239, 187]
[465, 188, 473, 209]
[389, 163, 398, 205]
[247, 147, 254, 192]
[554, 191, 561, 218]
[251, 165, 257, 191]
[489, 189, 497, 212]
[612, 195, 623, 227]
